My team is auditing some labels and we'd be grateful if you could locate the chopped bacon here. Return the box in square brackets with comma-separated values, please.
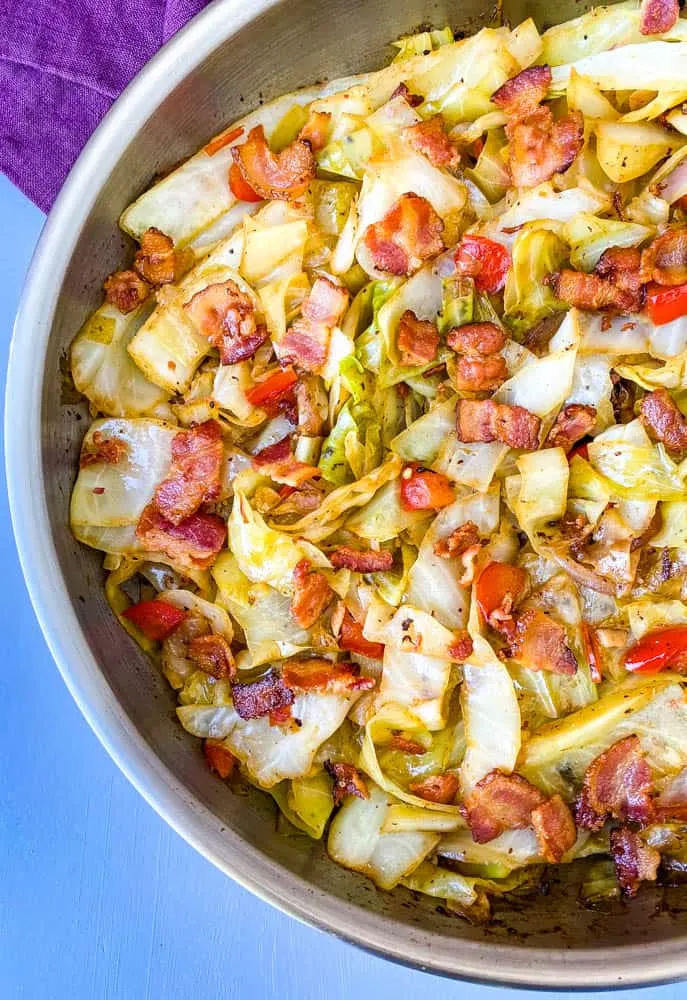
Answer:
[281, 657, 376, 694]
[640, 388, 687, 459]
[641, 226, 687, 286]
[231, 124, 315, 200]
[545, 404, 597, 452]
[134, 227, 180, 286]
[231, 670, 294, 720]
[581, 621, 604, 683]
[184, 278, 267, 365]
[279, 276, 349, 374]
[531, 795, 577, 863]
[409, 773, 460, 804]
[576, 735, 654, 831]
[456, 398, 541, 450]
[508, 108, 584, 189]
[506, 609, 578, 676]
[448, 631, 474, 662]
[153, 420, 223, 526]
[596, 246, 645, 311]
[389, 734, 427, 754]
[391, 82, 423, 107]
[338, 611, 385, 660]
[203, 740, 237, 779]
[272, 482, 323, 517]
[252, 437, 319, 487]
[545, 268, 640, 314]
[455, 354, 508, 392]
[136, 503, 227, 571]
[640, 0, 679, 35]
[361, 193, 444, 276]
[324, 760, 369, 806]
[397, 310, 439, 366]
[447, 322, 506, 356]
[187, 633, 235, 680]
[269, 703, 294, 728]
[298, 110, 331, 152]
[295, 376, 328, 436]
[610, 827, 661, 897]
[103, 269, 150, 314]
[491, 65, 552, 122]
[329, 547, 394, 572]
[454, 236, 511, 294]
[434, 521, 481, 559]
[403, 115, 460, 169]
[462, 770, 546, 843]
[79, 431, 128, 468]
[290, 559, 333, 629]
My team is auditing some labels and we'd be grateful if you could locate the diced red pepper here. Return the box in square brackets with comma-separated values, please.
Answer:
[581, 622, 603, 683]
[568, 442, 589, 462]
[121, 599, 187, 641]
[646, 282, 687, 326]
[624, 625, 687, 674]
[454, 235, 511, 294]
[400, 463, 455, 511]
[475, 561, 528, 623]
[339, 611, 385, 660]
[229, 162, 263, 202]
[204, 126, 244, 157]
[245, 368, 298, 410]
[203, 740, 237, 778]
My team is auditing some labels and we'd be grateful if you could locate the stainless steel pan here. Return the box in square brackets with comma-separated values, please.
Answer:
[7, 0, 687, 985]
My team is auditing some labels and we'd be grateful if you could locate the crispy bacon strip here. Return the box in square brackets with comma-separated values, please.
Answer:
[546, 268, 640, 314]
[103, 269, 150, 314]
[252, 437, 319, 487]
[491, 66, 552, 121]
[545, 404, 597, 452]
[79, 431, 128, 468]
[507, 609, 578, 676]
[231, 124, 315, 200]
[462, 770, 546, 844]
[329, 546, 394, 572]
[281, 657, 376, 694]
[455, 355, 508, 392]
[136, 503, 227, 571]
[188, 633, 235, 679]
[447, 321, 506, 356]
[203, 740, 237, 779]
[576, 735, 654, 831]
[508, 108, 584, 189]
[596, 246, 645, 311]
[361, 193, 444, 276]
[231, 671, 294, 720]
[531, 795, 577, 863]
[640, 0, 679, 35]
[456, 398, 541, 450]
[434, 521, 481, 559]
[279, 276, 349, 373]
[324, 760, 369, 806]
[153, 420, 223, 526]
[134, 227, 181, 285]
[397, 310, 439, 366]
[403, 115, 460, 169]
[290, 559, 334, 629]
[610, 827, 661, 896]
[409, 774, 460, 804]
[640, 388, 687, 459]
[184, 278, 267, 365]
[642, 227, 687, 285]
[298, 111, 331, 152]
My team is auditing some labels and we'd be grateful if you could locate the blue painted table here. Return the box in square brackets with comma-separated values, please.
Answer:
[1, 171, 686, 999]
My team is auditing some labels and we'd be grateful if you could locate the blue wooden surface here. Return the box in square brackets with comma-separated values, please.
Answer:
[2, 171, 687, 1000]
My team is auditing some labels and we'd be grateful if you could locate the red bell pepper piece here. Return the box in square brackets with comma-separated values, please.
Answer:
[475, 561, 528, 623]
[624, 625, 687, 674]
[646, 282, 687, 326]
[454, 235, 511, 294]
[245, 368, 298, 409]
[339, 611, 385, 660]
[204, 126, 244, 157]
[203, 740, 237, 778]
[568, 442, 589, 462]
[122, 599, 187, 641]
[400, 464, 455, 511]
[229, 162, 262, 202]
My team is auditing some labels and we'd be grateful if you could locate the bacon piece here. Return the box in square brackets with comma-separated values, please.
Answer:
[409, 773, 460, 804]
[448, 631, 474, 662]
[79, 431, 128, 468]
[295, 376, 328, 436]
[397, 310, 439, 366]
[456, 398, 541, 450]
[640, 388, 687, 459]
[389, 734, 427, 754]
[279, 276, 349, 373]
[329, 547, 394, 572]
[576, 735, 654, 831]
[153, 420, 223, 526]
[184, 278, 267, 365]
[531, 795, 577, 863]
[610, 827, 661, 896]
[447, 322, 506, 356]
[596, 246, 645, 311]
[324, 760, 369, 806]
[290, 559, 333, 629]
[506, 609, 578, 676]
[298, 111, 331, 152]
[391, 82, 424, 107]
[103, 269, 150, 313]
[231, 124, 315, 200]
[252, 437, 319, 487]
[338, 611, 385, 660]
[403, 115, 460, 169]
[281, 657, 376, 694]
[272, 482, 323, 517]
[269, 703, 294, 728]
[434, 521, 481, 559]
[491, 65, 552, 121]
[134, 227, 181, 286]
[642, 227, 687, 285]
[203, 740, 237, 779]
[455, 354, 508, 392]
[462, 770, 546, 843]
[545, 404, 597, 452]
[508, 108, 584, 189]
[188, 633, 235, 680]
[231, 671, 294, 720]
[361, 193, 444, 276]
[640, 0, 679, 34]
[136, 503, 227, 571]
[545, 268, 640, 314]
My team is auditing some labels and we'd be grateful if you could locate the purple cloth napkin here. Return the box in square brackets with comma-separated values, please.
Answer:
[0, 0, 208, 211]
